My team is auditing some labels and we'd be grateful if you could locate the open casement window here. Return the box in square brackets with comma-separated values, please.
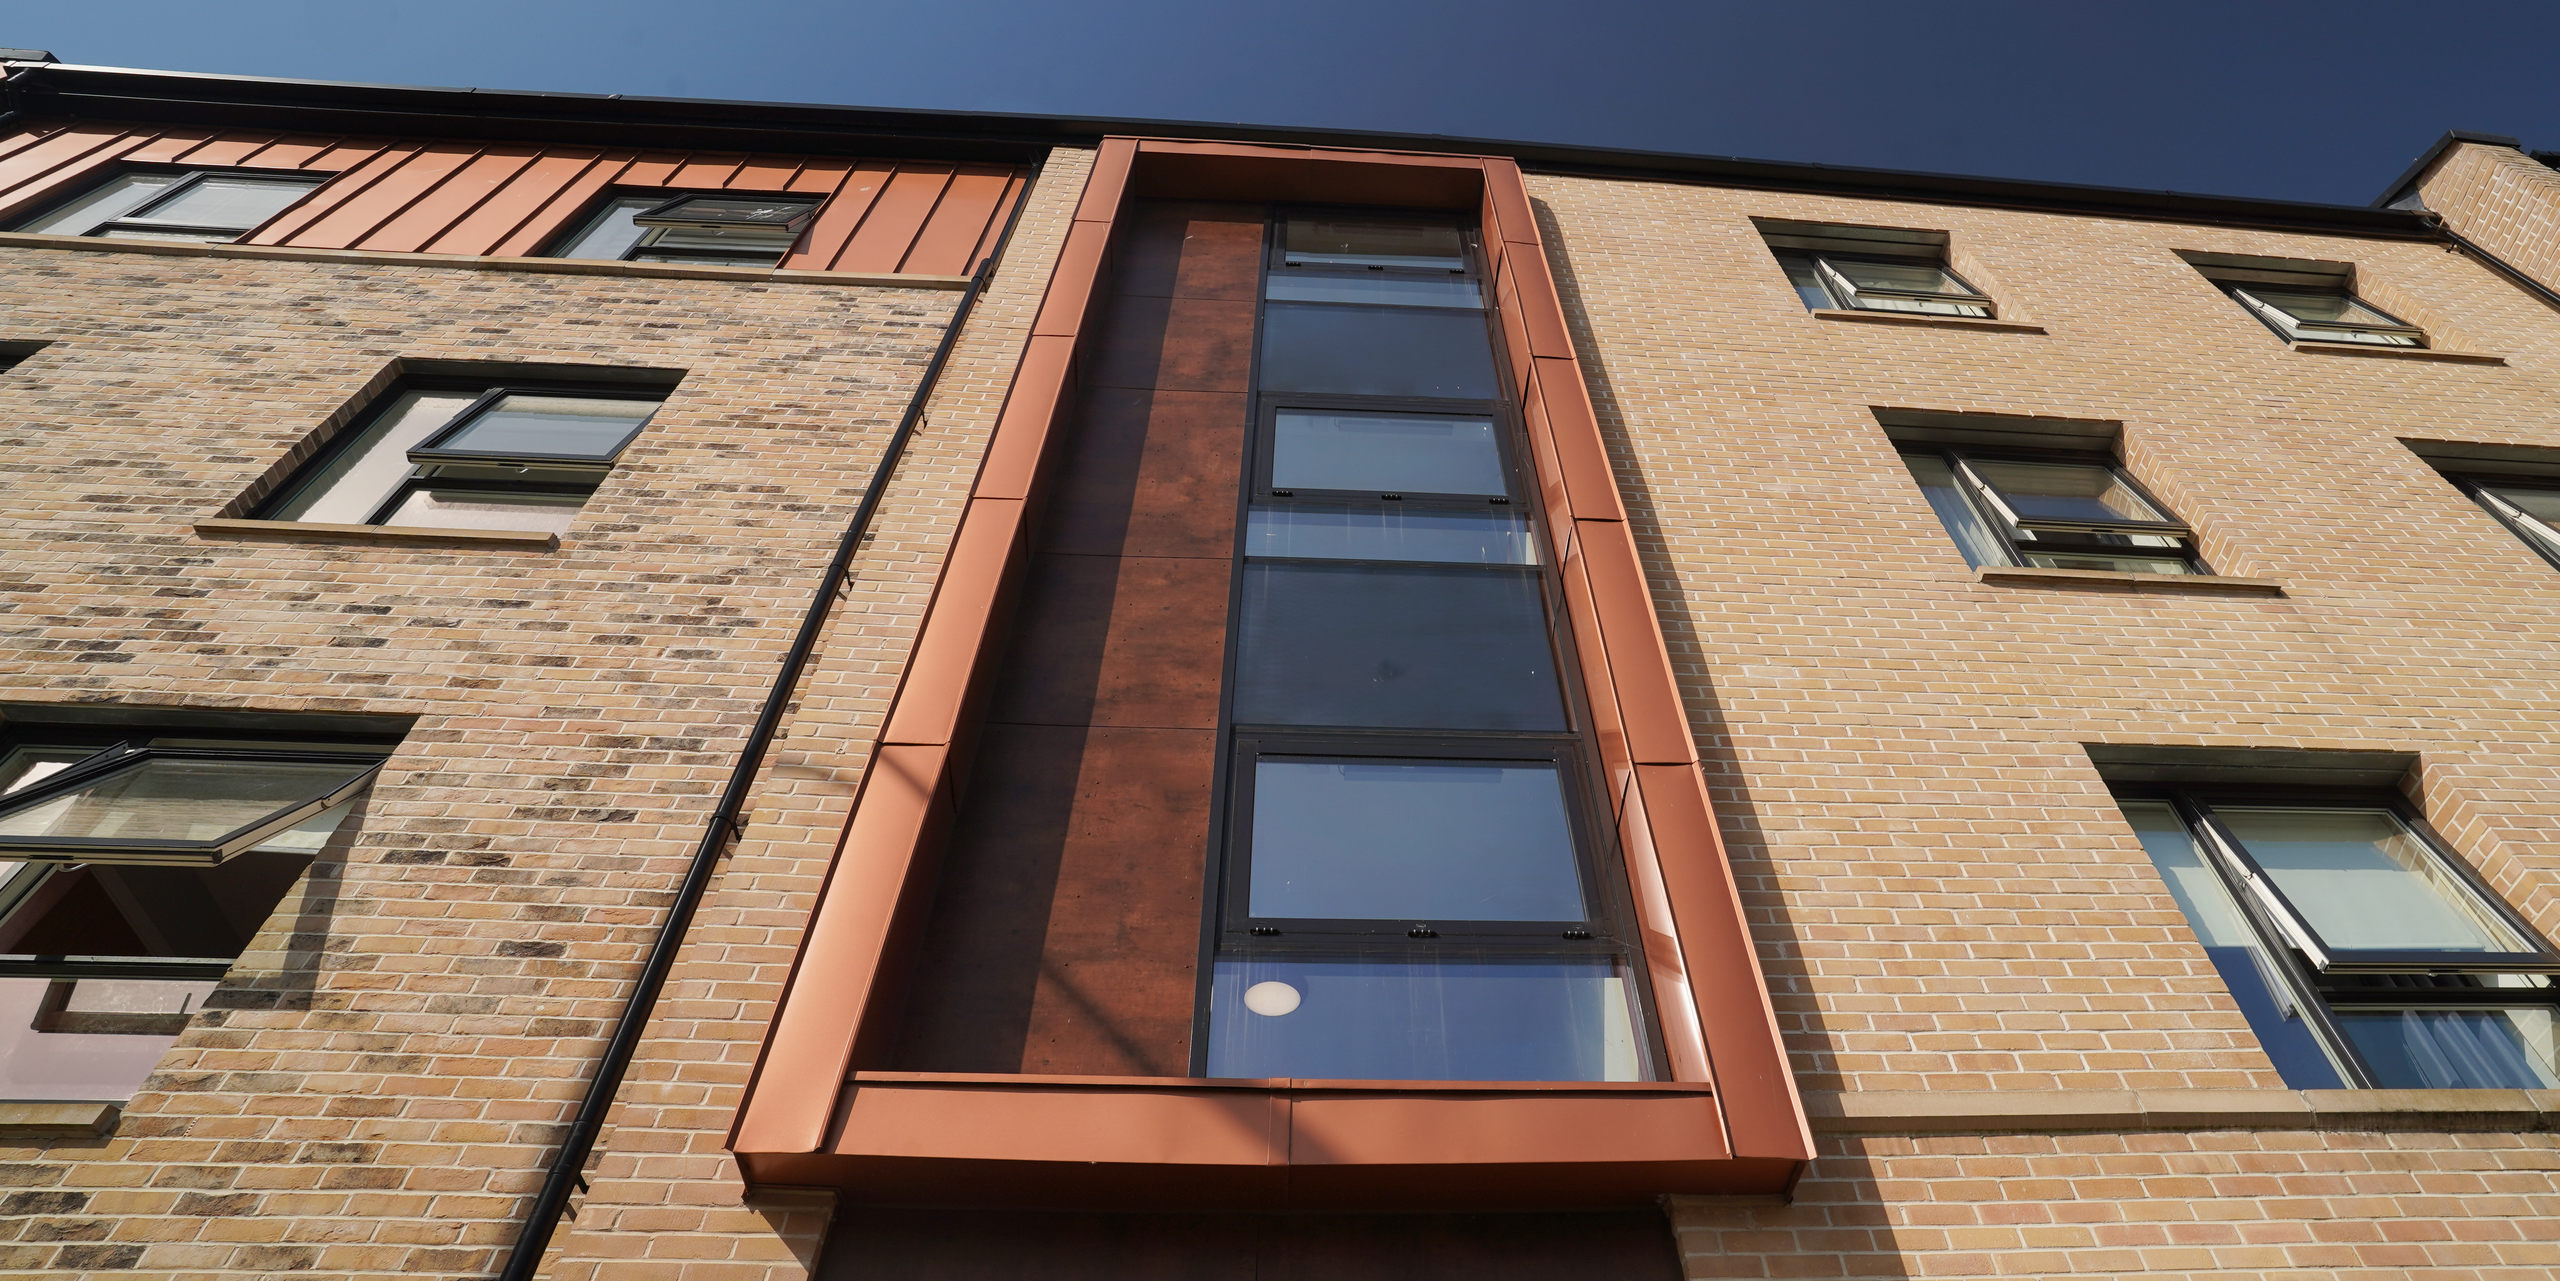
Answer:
[0, 728, 391, 1103]
[2452, 476, 2560, 571]
[546, 191, 820, 266]
[1211, 209, 1658, 1083]
[1755, 218, 1992, 318]
[13, 169, 325, 243]
[2115, 789, 2560, 1090]
[257, 382, 666, 534]
[1897, 446, 2206, 574]
[2185, 252, 2425, 348]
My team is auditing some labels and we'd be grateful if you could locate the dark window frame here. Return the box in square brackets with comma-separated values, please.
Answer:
[1900, 443, 2209, 573]
[2446, 473, 2560, 573]
[17, 166, 328, 242]
[1772, 247, 1994, 316]
[1187, 204, 1668, 1080]
[2114, 783, 2560, 1089]
[2218, 281, 2426, 348]
[255, 377, 668, 528]
[545, 187, 819, 266]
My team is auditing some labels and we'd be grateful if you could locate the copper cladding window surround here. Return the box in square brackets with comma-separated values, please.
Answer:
[0, 120, 1025, 276]
[729, 137, 1811, 1206]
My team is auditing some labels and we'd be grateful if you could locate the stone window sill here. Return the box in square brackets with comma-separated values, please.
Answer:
[0, 231, 970, 290]
[195, 518, 559, 549]
[2291, 340, 2506, 365]
[1811, 308, 2047, 335]
[0, 1100, 120, 1138]
[1978, 565, 2284, 594]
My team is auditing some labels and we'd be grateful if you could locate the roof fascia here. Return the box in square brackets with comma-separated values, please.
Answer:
[2372, 129, 2523, 210]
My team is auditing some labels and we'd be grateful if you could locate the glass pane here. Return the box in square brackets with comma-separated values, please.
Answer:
[2484, 484, 2560, 527]
[2118, 800, 2345, 1089]
[2216, 808, 2533, 954]
[250, 798, 358, 853]
[638, 225, 797, 253]
[551, 195, 663, 260]
[381, 488, 587, 533]
[1282, 219, 1466, 270]
[1898, 453, 2011, 569]
[1827, 257, 1966, 296]
[0, 757, 367, 847]
[1, 747, 97, 796]
[1775, 253, 1833, 310]
[2236, 288, 2419, 346]
[0, 848, 314, 960]
[1208, 954, 1643, 1081]
[1247, 758, 1584, 921]
[126, 175, 317, 232]
[1234, 563, 1566, 731]
[92, 227, 241, 244]
[264, 391, 482, 524]
[15, 173, 180, 235]
[0, 977, 208, 1102]
[1265, 274, 1482, 308]
[426, 394, 656, 461]
[1969, 460, 2169, 523]
[2020, 551, 2195, 575]
[1271, 410, 1506, 496]
[1247, 505, 1535, 565]
[1258, 304, 1499, 400]
[2336, 1007, 2560, 1089]
[638, 195, 815, 227]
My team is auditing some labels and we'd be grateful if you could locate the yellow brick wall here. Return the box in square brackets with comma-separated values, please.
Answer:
[2417, 141, 2560, 298]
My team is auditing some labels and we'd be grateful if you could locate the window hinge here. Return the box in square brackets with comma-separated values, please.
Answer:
[1407, 925, 1437, 938]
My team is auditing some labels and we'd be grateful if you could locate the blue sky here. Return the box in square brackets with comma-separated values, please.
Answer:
[10, 1, 2558, 207]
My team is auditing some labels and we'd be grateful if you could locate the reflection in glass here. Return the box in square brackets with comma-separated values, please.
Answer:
[1207, 954, 1643, 1081]
[1969, 460, 2170, 524]
[421, 395, 656, 462]
[1282, 219, 1466, 270]
[2119, 800, 2345, 1088]
[381, 488, 586, 533]
[2485, 484, 2560, 527]
[1248, 758, 1583, 921]
[0, 757, 370, 847]
[125, 176, 319, 233]
[2231, 287, 2419, 347]
[2478, 483, 2560, 564]
[1234, 563, 1565, 730]
[1898, 453, 2009, 568]
[262, 391, 483, 524]
[1271, 410, 1505, 496]
[1265, 274, 1482, 308]
[1820, 256, 1989, 316]
[1259, 304, 1499, 399]
[2335, 1006, 2560, 1088]
[2216, 808, 2530, 954]
[551, 195, 662, 261]
[2022, 551, 2195, 575]
[1247, 505, 1534, 565]
[15, 173, 181, 235]
[1776, 254, 1833, 310]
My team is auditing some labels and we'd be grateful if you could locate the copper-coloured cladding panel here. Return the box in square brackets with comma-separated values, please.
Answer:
[1480, 159, 1542, 248]
[818, 1204, 1681, 1277]
[1570, 519, 1697, 767]
[1042, 389, 1249, 560]
[1086, 294, 1259, 393]
[891, 724, 1215, 1078]
[1032, 218, 1115, 338]
[984, 552, 1233, 731]
[879, 498, 1029, 749]
[1128, 139, 1485, 209]
[1526, 358, 1630, 523]
[1112, 200, 1270, 302]
[973, 335, 1078, 502]
[1496, 247, 1577, 361]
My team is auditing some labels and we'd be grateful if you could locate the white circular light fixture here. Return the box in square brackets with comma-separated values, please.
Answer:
[1243, 980, 1302, 1016]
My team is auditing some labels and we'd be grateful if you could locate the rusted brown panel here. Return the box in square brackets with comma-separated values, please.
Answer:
[893, 725, 1215, 1077]
[731, 741, 953, 1156]
[0, 124, 153, 218]
[244, 144, 418, 245]
[235, 135, 353, 171]
[1087, 294, 1257, 393]
[793, 160, 895, 271]
[820, 1207, 1678, 1281]
[1629, 764, 1815, 1163]
[669, 153, 745, 188]
[161, 132, 283, 168]
[987, 553, 1231, 731]
[488, 151, 637, 258]
[784, 157, 854, 195]
[899, 167, 1014, 276]
[1114, 200, 1266, 301]
[835, 1080, 1274, 1167]
[1043, 388, 1247, 560]
[1289, 1092, 1727, 1168]
[965, 172, 1028, 267]
[1128, 139, 1485, 209]
[354, 145, 540, 253]
[618, 152, 688, 189]
[837, 166, 956, 274]
[426, 148, 607, 256]
[731, 154, 802, 191]
[115, 127, 225, 165]
[281, 143, 484, 250]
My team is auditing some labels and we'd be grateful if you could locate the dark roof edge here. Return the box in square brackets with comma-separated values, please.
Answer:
[2372, 130, 2524, 209]
[2, 60, 2440, 239]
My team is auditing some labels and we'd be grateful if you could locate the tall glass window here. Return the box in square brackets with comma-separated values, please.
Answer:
[1201, 211, 1654, 1083]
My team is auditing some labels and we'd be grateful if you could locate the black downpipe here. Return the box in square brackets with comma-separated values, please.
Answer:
[2428, 214, 2560, 313]
[494, 202, 1024, 1279]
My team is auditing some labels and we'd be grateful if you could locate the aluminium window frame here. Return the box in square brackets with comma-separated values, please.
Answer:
[2114, 784, 2560, 1089]
[1772, 247, 1996, 316]
[2219, 281, 2427, 348]
[1902, 443, 2209, 573]
[547, 187, 818, 266]
[28, 166, 328, 242]
[0, 742, 384, 867]
[2447, 473, 2560, 573]
[1188, 205, 1669, 1080]
[255, 377, 667, 528]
